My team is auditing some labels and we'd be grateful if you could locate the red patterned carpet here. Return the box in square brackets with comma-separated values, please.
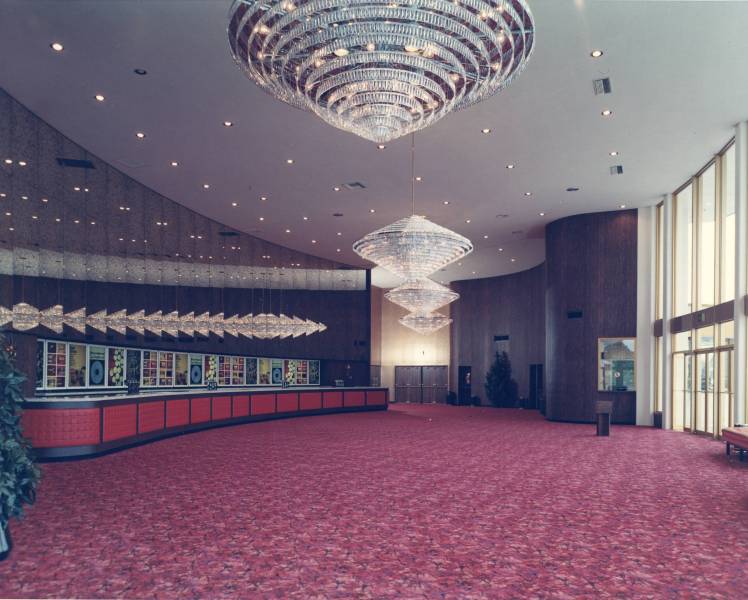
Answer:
[2, 404, 748, 598]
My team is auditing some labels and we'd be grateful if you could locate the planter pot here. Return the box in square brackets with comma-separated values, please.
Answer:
[0, 522, 11, 562]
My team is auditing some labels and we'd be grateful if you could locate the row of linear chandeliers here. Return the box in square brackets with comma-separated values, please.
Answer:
[353, 135, 473, 334]
[0, 304, 326, 339]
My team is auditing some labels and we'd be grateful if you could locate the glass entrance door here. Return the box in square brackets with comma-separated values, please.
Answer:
[672, 353, 689, 431]
[717, 350, 733, 435]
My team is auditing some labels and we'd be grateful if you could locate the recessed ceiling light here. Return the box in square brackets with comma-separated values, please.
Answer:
[336, 248, 341, 252]
[415, 176, 422, 181]
[336, 232, 342, 236]
[524, 192, 532, 197]
[170, 161, 179, 167]
[498, 248, 504, 252]
[259, 217, 265, 221]
[369, 208, 375, 213]
[73, 219, 80, 224]
[590, 49, 603, 58]
[55, 218, 61, 222]
[377, 144, 386, 150]
[601, 109, 612, 117]
[286, 159, 294, 164]
[4, 212, 10, 216]
[311, 239, 317, 243]
[231, 202, 238, 207]
[285, 228, 291, 233]
[3, 159, 12, 165]
[8, 227, 14, 232]
[506, 164, 515, 169]
[94, 94, 105, 102]
[620, 204, 626, 209]
[260, 196, 267, 201]
[483, 234, 488, 239]
[609, 151, 619, 157]
[17, 161, 27, 167]
[481, 128, 491, 134]
[203, 183, 210, 189]
[443, 200, 450, 205]
[90, 221, 96, 225]
[539, 212, 545, 216]
[223, 121, 233, 127]
[42, 198, 48, 203]
[465, 219, 471, 223]
[50, 42, 64, 52]
[134, 68, 147, 75]
[135, 131, 146, 139]
[73, 186, 80, 191]
[511, 258, 516, 262]
[303, 216, 309, 221]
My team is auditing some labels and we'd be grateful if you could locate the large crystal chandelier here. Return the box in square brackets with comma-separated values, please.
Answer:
[353, 135, 470, 333]
[385, 277, 458, 313]
[228, 0, 535, 143]
[0, 304, 326, 339]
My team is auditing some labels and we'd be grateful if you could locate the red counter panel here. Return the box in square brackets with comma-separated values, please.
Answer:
[166, 399, 189, 428]
[323, 391, 343, 409]
[212, 396, 231, 421]
[191, 397, 211, 424]
[252, 394, 275, 416]
[277, 393, 298, 413]
[22, 408, 100, 448]
[103, 404, 137, 442]
[345, 390, 366, 407]
[300, 392, 322, 411]
[138, 401, 165, 434]
[233, 395, 250, 418]
[366, 390, 387, 406]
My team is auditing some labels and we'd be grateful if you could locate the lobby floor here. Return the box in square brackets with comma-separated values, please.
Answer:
[2, 404, 747, 598]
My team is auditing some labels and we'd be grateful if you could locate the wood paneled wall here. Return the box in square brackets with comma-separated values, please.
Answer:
[450, 264, 545, 404]
[545, 210, 638, 424]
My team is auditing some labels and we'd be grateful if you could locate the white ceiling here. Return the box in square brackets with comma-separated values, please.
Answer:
[1, 0, 747, 287]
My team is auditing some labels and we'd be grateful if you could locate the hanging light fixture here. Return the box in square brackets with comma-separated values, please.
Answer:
[385, 277, 458, 313]
[0, 304, 326, 339]
[399, 311, 452, 335]
[228, 0, 535, 143]
[353, 134, 472, 279]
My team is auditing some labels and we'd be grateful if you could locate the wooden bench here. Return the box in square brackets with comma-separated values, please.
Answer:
[722, 427, 748, 461]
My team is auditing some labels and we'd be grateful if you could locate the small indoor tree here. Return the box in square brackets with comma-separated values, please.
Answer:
[484, 351, 519, 408]
[0, 334, 41, 560]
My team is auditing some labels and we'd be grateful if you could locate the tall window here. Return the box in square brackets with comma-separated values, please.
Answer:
[656, 203, 664, 320]
[721, 145, 736, 302]
[698, 164, 716, 309]
[674, 184, 693, 316]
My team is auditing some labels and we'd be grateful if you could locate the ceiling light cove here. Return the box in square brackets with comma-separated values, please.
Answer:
[228, 0, 535, 143]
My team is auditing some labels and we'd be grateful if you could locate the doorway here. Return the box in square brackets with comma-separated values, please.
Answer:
[671, 349, 732, 436]
[395, 365, 448, 403]
[458, 366, 472, 405]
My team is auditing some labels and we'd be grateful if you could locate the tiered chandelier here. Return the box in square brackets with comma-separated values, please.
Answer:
[0, 304, 326, 339]
[353, 135, 472, 333]
[228, 0, 535, 142]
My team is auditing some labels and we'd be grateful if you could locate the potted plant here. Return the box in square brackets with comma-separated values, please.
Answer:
[484, 351, 519, 408]
[0, 334, 41, 561]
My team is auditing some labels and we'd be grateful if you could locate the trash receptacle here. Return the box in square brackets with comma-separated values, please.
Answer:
[595, 400, 613, 436]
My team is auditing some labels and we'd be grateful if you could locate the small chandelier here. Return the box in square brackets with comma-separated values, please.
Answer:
[228, 0, 535, 143]
[399, 311, 452, 335]
[385, 277, 459, 313]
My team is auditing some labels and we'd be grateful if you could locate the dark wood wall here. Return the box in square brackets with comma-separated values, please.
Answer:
[1, 274, 371, 393]
[545, 210, 637, 424]
[450, 264, 546, 404]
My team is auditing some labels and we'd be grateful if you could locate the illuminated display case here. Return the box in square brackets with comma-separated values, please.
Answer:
[34, 339, 325, 392]
[142, 351, 158, 387]
[158, 352, 174, 386]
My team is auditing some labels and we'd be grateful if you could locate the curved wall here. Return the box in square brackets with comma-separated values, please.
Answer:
[450, 264, 545, 404]
[545, 210, 637, 424]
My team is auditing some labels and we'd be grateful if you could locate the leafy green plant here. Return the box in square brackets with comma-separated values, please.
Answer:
[0, 334, 41, 554]
[484, 351, 519, 408]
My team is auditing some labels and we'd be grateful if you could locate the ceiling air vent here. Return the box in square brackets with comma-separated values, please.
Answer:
[218, 231, 240, 237]
[343, 181, 366, 190]
[593, 78, 612, 95]
[56, 157, 96, 169]
[610, 165, 624, 175]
